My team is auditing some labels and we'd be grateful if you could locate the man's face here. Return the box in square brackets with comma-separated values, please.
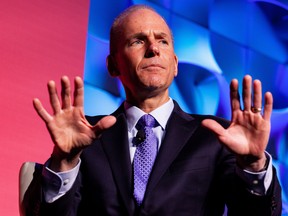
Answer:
[111, 9, 178, 101]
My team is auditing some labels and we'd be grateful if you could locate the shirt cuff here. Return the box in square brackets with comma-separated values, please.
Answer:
[236, 152, 273, 196]
[42, 159, 81, 203]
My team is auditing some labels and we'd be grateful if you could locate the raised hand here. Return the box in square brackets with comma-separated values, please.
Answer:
[202, 75, 273, 171]
[33, 76, 116, 171]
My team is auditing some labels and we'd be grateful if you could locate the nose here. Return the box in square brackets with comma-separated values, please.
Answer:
[145, 43, 160, 58]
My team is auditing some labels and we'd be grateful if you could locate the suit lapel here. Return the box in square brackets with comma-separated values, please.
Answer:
[144, 102, 200, 199]
[99, 102, 200, 211]
[100, 108, 135, 215]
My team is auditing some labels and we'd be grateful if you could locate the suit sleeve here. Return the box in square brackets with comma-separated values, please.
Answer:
[202, 115, 282, 216]
[225, 166, 282, 216]
[22, 163, 82, 216]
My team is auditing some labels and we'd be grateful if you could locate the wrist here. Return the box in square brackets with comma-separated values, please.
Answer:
[237, 154, 267, 172]
[50, 156, 80, 172]
[50, 147, 82, 172]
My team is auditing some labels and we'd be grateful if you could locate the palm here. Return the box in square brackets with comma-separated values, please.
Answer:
[202, 75, 273, 170]
[218, 110, 270, 156]
[33, 76, 116, 157]
[45, 107, 95, 154]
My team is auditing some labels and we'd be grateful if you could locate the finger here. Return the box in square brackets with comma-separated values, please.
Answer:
[33, 98, 53, 122]
[252, 79, 262, 112]
[73, 76, 84, 107]
[48, 80, 61, 114]
[201, 119, 225, 137]
[202, 119, 234, 152]
[93, 115, 117, 135]
[263, 92, 273, 121]
[242, 75, 252, 111]
[61, 76, 71, 109]
[230, 78, 241, 111]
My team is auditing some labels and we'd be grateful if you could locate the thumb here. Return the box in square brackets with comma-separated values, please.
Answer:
[93, 115, 117, 136]
[201, 119, 225, 137]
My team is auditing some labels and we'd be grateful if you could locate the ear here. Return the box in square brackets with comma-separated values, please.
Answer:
[173, 54, 178, 77]
[106, 54, 119, 77]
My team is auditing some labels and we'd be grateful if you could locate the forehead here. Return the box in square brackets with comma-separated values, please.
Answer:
[119, 9, 172, 38]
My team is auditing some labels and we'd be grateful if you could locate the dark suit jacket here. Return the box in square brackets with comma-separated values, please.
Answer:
[23, 101, 282, 216]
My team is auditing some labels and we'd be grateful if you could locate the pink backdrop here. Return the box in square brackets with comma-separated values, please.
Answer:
[0, 1, 89, 215]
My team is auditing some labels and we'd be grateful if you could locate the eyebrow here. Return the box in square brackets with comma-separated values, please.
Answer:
[128, 31, 170, 40]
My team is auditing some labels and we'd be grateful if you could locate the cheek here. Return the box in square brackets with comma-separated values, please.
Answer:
[116, 51, 137, 71]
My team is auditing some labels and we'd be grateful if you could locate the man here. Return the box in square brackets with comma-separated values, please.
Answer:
[23, 4, 282, 216]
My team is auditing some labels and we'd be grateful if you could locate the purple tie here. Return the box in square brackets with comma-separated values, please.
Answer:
[133, 114, 158, 206]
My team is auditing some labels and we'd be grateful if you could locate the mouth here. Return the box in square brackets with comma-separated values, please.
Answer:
[142, 64, 165, 70]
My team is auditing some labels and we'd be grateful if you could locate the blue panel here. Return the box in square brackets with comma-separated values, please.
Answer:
[168, 80, 191, 113]
[246, 52, 288, 109]
[275, 64, 288, 101]
[174, 63, 223, 115]
[210, 32, 247, 83]
[83, 34, 122, 96]
[171, 14, 222, 72]
[248, 2, 288, 62]
[148, 0, 213, 27]
[210, 0, 249, 44]
[84, 83, 124, 116]
[210, 0, 288, 63]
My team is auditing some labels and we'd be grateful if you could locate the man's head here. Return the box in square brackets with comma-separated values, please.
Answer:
[109, 5, 174, 55]
[106, 5, 178, 105]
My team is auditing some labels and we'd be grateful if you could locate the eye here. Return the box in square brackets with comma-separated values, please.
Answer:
[130, 39, 144, 46]
[159, 39, 169, 45]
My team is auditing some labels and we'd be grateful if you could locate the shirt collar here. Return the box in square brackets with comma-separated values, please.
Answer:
[125, 98, 174, 132]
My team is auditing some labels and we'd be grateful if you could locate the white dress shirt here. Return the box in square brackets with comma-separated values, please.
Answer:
[124, 98, 174, 162]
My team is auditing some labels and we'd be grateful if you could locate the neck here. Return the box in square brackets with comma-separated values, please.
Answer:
[126, 92, 170, 113]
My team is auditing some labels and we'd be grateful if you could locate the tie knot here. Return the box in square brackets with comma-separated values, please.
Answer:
[136, 114, 156, 129]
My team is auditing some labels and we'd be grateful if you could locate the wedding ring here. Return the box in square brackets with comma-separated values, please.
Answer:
[251, 107, 262, 113]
